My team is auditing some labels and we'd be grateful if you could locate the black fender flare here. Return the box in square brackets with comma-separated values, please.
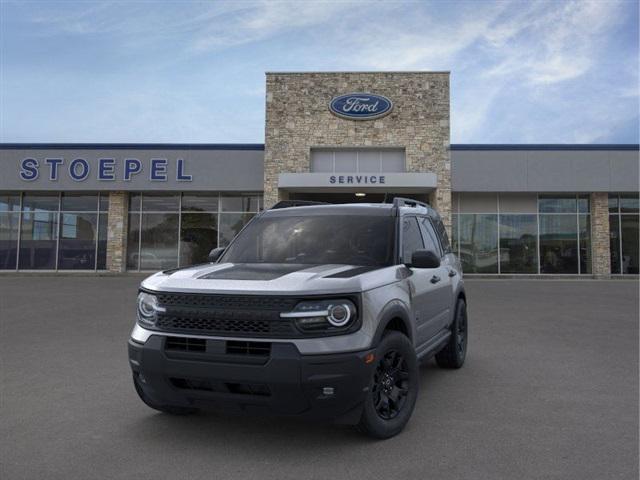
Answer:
[371, 300, 414, 347]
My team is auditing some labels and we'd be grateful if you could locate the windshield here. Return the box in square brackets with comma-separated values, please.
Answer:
[220, 214, 395, 266]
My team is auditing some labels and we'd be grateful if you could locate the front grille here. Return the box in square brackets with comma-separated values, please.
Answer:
[165, 336, 206, 352]
[152, 293, 299, 338]
[226, 341, 271, 356]
[170, 377, 271, 397]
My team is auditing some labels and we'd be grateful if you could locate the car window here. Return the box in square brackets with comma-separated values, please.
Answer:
[419, 217, 442, 257]
[402, 217, 424, 264]
[433, 217, 452, 254]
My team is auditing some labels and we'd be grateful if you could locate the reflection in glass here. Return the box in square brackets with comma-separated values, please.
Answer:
[608, 194, 619, 213]
[141, 194, 179, 212]
[577, 195, 590, 214]
[538, 196, 577, 213]
[499, 215, 537, 273]
[621, 215, 639, 274]
[579, 215, 591, 274]
[22, 193, 59, 212]
[99, 193, 109, 212]
[97, 213, 108, 270]
[458, 214, 498, 273]
[539, 215, 578, 273]
[19, 211, 58, 269]
[220, 195, 259, 212]
[219, 213, 254, 247]
[58, 213, 98, 269]
[451, 214, 459, 257]
[180, 213, 218, 266]
[181, 193, 219, 212]
[61, 193, 98, 211]
[620, 194, 639, 214]
[126, 213, 141, 270]
[0, 193, 21, 212]
[609, 215, 621, 274]
[0, 212, 19, 269]
[140, 213, 179, 270]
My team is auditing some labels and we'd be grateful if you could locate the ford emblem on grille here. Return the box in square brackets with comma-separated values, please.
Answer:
[329, 93, 393, 120]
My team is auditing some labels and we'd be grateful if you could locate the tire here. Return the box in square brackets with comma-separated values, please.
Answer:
[357, 331, 419, 439]
[435, 298, 468, 369]
[133, 374, 198, 415]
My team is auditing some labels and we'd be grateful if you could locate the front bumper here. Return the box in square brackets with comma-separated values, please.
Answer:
[128, 334, 375, 423]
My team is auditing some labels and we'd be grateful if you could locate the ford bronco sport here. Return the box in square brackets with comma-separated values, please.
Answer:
[128, 198, 468, 439]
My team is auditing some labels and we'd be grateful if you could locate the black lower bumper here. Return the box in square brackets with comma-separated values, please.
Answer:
[128, 336, 375, 424]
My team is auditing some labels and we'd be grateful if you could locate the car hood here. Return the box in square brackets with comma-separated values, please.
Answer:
[140, 262, 403, 295]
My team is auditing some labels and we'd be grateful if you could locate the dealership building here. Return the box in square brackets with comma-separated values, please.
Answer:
[0, 72, 638, 276]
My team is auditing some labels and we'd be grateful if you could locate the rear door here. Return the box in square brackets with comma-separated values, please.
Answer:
[418, 216, 454, 335]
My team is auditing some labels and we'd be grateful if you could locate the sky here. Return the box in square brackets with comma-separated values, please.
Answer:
[0, 0, 638, 144]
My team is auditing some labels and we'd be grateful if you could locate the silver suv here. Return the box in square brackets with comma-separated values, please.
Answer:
[128, 198, 468, 439]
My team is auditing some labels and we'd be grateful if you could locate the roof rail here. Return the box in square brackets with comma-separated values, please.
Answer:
[270, 200, 329, 209]
[392, 197, 429, 209]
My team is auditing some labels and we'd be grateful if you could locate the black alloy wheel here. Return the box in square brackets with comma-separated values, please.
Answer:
[372, 350, 410, 420]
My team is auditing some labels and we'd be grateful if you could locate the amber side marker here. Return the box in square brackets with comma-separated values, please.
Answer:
[364, 353, 375, 364]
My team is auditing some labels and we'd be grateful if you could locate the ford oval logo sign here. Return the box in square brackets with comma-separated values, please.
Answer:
[329, 93, 393, 120]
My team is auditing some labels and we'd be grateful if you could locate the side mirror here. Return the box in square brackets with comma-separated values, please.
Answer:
[409, 249, 440, 269]
[208, 247, 225, 263]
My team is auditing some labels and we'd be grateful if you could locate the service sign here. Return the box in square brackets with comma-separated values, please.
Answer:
[329, 93, 393, 120]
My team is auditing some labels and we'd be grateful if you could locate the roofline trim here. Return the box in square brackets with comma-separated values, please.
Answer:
[0, 143, 637, 151]
[0, 143, 265, 151]
[450, 144, 639, 151]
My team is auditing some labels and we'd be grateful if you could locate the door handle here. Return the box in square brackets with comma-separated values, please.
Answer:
[448, 269, 457, 277]
[430, 275, 441, 284]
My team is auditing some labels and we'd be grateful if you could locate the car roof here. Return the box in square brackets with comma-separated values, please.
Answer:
[263, 202, 439, 218]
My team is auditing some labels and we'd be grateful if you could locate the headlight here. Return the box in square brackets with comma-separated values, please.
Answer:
[280, 299, 357, 333]
[137, 292, 164, 327]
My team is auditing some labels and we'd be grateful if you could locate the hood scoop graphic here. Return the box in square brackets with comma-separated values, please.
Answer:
[198, 264, 314, 281]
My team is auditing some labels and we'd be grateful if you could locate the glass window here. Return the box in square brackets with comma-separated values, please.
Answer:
[19, 211, 58, 269]
[61, 193, 98, 211]
[219, 213, 255, 247]
[579, 215, 591, 274]
[358, 151, 380, 172]
[127, 213, 141, 270]
[220, 215, 395, 266]
[609, 215, 621, 274]
[180, 213, 218, 266]
[608, 194, 619, 214]
[499, 214, 537, 274]
[141, 193, 179, 212]
[220, 194, 259, 212]
[620, 194, 639, 214]
[402, 217, 424, 265]
[98, 193, 109, 212]
[458, 214, 498, 273]
[22, 193, 59, 212]
[57, 213, 98, 269]
[0, 212, 19, 269]
[96, 213, 108, 270]
[621, 215, 639, 274]
[129, 193, 141, 212]
[139, 213, 179, 270]
[0, 192, 21, 212]
[539, 215, 578, 274]
[538, 196, 577, 213]
[433, 217, 452, 254]
[181, 193, 219, 212]
[418, 217, 441, 256]
[578, 195, 590, 214]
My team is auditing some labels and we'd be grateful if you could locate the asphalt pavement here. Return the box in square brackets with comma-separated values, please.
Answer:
[1, 276, 638, 480]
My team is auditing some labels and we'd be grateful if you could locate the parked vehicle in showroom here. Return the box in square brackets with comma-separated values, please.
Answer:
[128, 198, 468, 439]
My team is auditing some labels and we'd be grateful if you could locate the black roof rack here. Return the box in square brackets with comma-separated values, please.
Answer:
[270, 200, 329, 209]
[392, 197, 429, 209]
